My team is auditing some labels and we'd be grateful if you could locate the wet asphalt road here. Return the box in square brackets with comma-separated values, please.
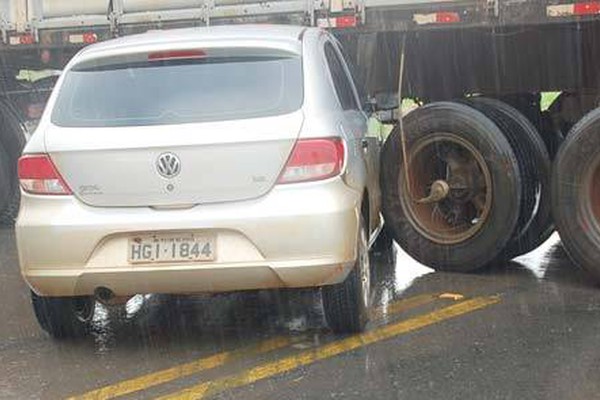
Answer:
[2, 227, 600, 400]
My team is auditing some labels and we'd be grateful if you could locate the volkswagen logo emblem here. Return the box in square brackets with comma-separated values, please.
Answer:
[156, 152, 181, 179]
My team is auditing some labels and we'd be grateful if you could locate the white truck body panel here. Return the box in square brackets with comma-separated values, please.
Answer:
[0, 0, 29, 31]
[2, 0, 472, 33]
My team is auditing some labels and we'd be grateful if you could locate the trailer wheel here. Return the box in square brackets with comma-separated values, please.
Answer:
[466, 98, 553, 260]
[0, 189, 20, 226]
[381, 102, 521, 272]
[552, 108, 600, 282]
[0, 102, 27, 226]
[0, 143, 11, 213]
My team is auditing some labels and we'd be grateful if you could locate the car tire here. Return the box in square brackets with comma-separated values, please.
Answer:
[31, 291, 95, 339]
[552, 107, 600, 282]
[322, 217, 370, 334]
[381, 102, 521, 272]
[466, 97, 553, 260]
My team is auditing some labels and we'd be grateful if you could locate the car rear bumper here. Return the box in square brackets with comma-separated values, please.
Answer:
[17, 178, 361, 297]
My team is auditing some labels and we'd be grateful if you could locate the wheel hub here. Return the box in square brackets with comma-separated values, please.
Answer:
[400, 133, 493, 245]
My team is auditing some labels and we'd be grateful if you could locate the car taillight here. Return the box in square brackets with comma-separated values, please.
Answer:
[278, 138, 346, 184]
[18, 155, 72, 195]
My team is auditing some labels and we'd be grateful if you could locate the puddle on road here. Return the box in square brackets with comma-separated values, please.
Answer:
[393, 245, 435, 292]
[84, 236, 567, 355]
[514, 233, 562, 280]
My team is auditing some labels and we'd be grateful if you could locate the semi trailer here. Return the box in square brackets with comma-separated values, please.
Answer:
[1, 0, 599, 279]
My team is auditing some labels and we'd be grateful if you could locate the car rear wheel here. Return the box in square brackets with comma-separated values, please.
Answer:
[322, 217, 370, 334]
[31, 291, 95, 339]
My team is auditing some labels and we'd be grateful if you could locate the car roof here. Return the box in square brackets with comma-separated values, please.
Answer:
[77, 25, 310, 59]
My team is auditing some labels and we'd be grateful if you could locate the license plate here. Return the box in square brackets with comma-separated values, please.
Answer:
[128, 233, 216, 264]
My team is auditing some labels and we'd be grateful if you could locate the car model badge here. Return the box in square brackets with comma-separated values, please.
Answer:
[156, 152, 181, 179]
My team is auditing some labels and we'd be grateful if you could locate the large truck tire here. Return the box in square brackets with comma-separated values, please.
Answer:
[461, 98, 537, 254]
[381, 102, 521, 272]
[0, 143, 11, 213]
[0, 189, 20, 226]
[552, 108, 600, 282]
[466, 98, 553, 260]
[0, 101, 27, 226]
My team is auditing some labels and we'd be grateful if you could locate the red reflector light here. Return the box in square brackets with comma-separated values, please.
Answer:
[148, 50, 207, 61]
[335, 15, 358, 28]
[574, 1, 600, 15]
[21, 34, 35, 44]
[9, 34, 35, 45]
[68, 32, 98, 44]
[436, 12, 460, 23]
[278, 138, 345, 184]
[18, 155, 72, 195]
[83, 32, 98, 44]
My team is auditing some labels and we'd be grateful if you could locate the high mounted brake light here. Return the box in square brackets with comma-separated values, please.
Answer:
[148, 50, 207, 61]
[278, 138, 346, 184]
[18, 155, 72, 195]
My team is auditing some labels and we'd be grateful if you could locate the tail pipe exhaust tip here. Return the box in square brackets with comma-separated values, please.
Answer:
[94, 287, 115, 303]
[94, 287, 130, 306]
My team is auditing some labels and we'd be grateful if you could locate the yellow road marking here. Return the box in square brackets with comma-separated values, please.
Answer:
[68, 293, 439, 400]
[439, 293, 465, 301]
[67, 337, 292, 400]
[373, 293, 440, 320]
[158, 296, 500, 400]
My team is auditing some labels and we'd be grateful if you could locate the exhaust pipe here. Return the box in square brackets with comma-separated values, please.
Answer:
[94, 287, 130, 306]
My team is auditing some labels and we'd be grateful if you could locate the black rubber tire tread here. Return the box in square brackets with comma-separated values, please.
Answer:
[0, 188, 20, 226]
[0, 100, 27, 165]
[381, 101, 521, 272]
[0, 142, 11, 212]
[468, 97, 554, 260]
[0, 102, 26, 226]
[322, 218, 369, 334]
[461, 99, 537, 250]
[31, 291, 94, 339]
[552, 107, 600, 282]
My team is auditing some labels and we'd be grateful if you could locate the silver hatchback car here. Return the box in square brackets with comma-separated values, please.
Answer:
[16, 25, 384, 337]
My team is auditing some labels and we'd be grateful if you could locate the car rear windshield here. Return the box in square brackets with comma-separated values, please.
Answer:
[51, 55, 303, 127]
